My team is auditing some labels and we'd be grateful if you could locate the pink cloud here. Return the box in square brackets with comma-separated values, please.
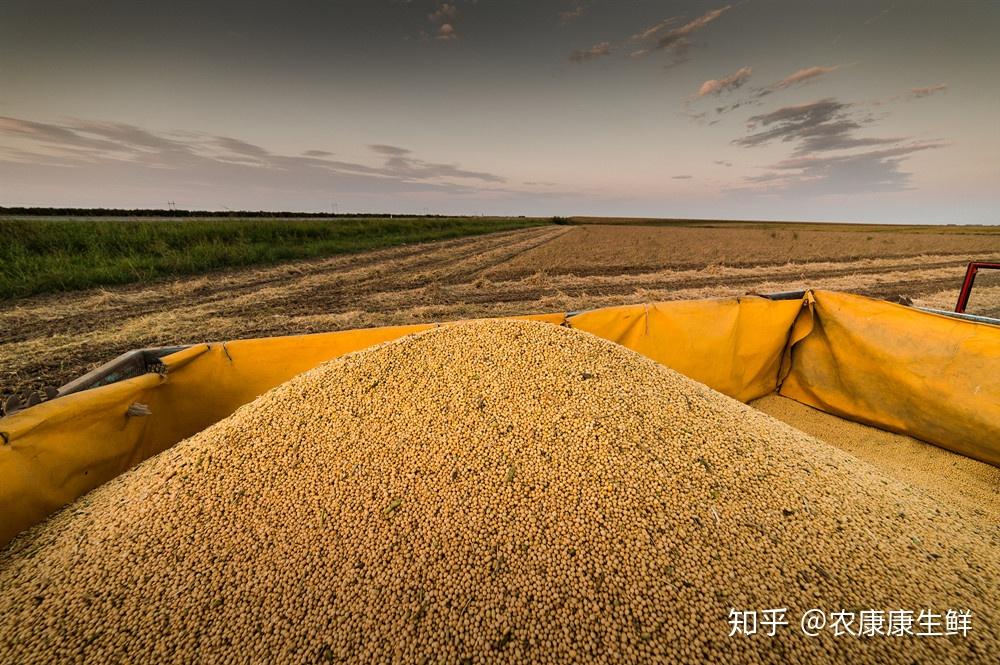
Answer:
[697, 66, 753, 97]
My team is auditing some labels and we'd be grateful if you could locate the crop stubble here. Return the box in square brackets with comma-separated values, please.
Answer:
[1, 223, 998, 398]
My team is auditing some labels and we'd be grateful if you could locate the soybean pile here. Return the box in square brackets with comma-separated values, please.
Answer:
[1, 320, 996, 664]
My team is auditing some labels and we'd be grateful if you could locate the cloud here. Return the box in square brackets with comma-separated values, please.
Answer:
[0, 116, 140, 155]
[0, 115, 508, 204]
[629, 18, 677, 43]
[558, 5, 586, 24]
[873, 83, 949, 106]
[436, 23, 457, 40]
[713, 101, 748, 114]
[672, 175, 693, 179]
[574, 5, 734, 68]
[368, 144, 412, 156]
[732, 99, 902, 154]
[704, 64, 846, 116]
[428, 3, 459, 41]
[428, 3, 457, 23]
[735, 99, 852, 147]
[0, 116, 233, 167]
[769, 65, 842, 92]
[568, 41, 612, 63]
[910, 83, 947, 98]
[629, 5, 732, 66]
[682, 109, 712, 125]
[714, 160, 733, 167]
[214, 136, 270, 158]
[730, 92, 949, 197]
[740, 142, 947, 196]
[373, 144, 505, 183]
[697, 66, 752, 97]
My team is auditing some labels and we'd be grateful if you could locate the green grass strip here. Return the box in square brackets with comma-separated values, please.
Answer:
[0, 216, 547, 300]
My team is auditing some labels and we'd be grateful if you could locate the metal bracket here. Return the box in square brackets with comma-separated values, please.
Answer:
[955, 261, 1000, 314]
[55, 346, 190, 398]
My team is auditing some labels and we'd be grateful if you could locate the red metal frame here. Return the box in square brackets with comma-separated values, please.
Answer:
[955, 261, 1000, 313]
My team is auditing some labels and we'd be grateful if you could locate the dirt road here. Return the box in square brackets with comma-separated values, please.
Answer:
[2, 223, 997, 396]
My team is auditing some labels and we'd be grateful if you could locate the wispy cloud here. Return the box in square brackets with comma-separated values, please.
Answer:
[740, 142, 946, 196]
[0, 116, 143, 155]
[872, 83, 949, 106]
[0, 116, 507, 201]
[558, 4, 586, 24]
[214, 136, 270, 158]
[568, 41, 612, 63]
[909, 83, 948, 98]
[696, 66, 752, 97]
[734, 99, 900, 154]
[629, 18, 677, 43]
[683, 109, 713, 125]
[735, 99, 851, 148]
[428, 3, 457, 23]
[427, 2, 459, 41]
[767, 65, 842, 93]
[628, 5, 733, 66]
[369, 144, 505, 182]
[569, 5, 734, 69]
[706, 64, 847, 115]
[714, 160, 733, 167]
[368, 144, 411, 157]
[672, 174, 693, 179]
[731, 96, 948, 196]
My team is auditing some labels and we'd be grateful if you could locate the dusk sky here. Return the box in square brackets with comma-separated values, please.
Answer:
[1, 1, 997, 223]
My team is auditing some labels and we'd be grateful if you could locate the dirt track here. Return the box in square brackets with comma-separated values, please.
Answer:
[2, 223, 998, 397]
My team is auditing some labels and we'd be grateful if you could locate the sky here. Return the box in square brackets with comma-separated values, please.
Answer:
[0, 0, 998, 223]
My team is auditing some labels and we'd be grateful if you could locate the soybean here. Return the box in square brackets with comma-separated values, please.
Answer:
[0, 319, 996, 663]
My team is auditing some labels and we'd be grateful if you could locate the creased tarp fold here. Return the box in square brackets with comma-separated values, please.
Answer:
[779, 290, 1000, 467]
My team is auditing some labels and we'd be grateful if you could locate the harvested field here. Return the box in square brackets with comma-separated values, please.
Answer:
[1, 221, 998, 398]
[912, 268, 1000, 317]
[2, 320, 996, 663]
[484, 224, 1000, 278]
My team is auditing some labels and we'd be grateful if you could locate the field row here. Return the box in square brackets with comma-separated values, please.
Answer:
[2, 223, 998, 397]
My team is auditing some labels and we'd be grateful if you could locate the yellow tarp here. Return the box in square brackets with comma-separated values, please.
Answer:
[0, 373, 164, 548]
[780, 290, 1000, 467]
[567, 297, 805, 402]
